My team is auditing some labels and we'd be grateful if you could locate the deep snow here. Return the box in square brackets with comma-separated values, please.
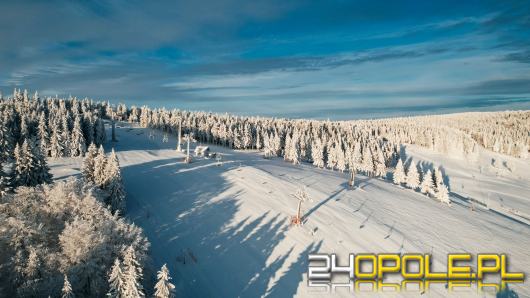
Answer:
[49, 122, 530, 297]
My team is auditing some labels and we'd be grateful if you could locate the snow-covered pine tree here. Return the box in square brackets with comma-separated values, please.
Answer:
[37, 113, 50, 156]
[0, 164, 11, 197]
[326, 140, 338, 170]
[61, 114, 71, 157]
[20, 116, 29, 142]
[32, 137, 53, 185]
[94, 118, 106, 146]
[336, 144, 346, 172]
[352, 142, 362, 172]
[287, 133, 301, 165]
[93, 145, 108, 187]
[272, 133, 282, 157]
[122, 246, 144, 298]
[283, 134, 292, 162]
[311, 139, 325, 168]
[374, 146, 386, 178]
[82, 113, 94, 145]
[154, 264, 175, 298]
[393, 158, 406, 185]
[62, 275, 75, 298]
[436, 183, 451, 206]
[103, 149, 126, 213]
[405, 160, 420, 190]
[82, 143, 98, 183]
[50, 126, 64, 158]
[70, 115, 86, 157]
[242, 123, 252, 149]
[433, 167, 444, 191]
[360, 144, 374, 176]
[262, 133, 273, 158]
[420, 169, 434, 195]
[13, 139, 52, 187]
[108, 258, 126, 298]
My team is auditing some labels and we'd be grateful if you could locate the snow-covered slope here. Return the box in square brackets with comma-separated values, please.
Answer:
[49, 122, 530, 297]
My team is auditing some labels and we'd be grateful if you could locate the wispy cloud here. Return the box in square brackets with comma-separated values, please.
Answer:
[1, 0, 530, 118]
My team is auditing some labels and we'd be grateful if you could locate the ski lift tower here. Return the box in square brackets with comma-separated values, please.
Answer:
[176, 116, 182, 152]
[183, 132, 195, 163]
[111, 109, 117, 142]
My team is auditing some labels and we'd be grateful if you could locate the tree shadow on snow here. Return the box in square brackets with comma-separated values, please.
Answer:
[118, 153, 311, 297]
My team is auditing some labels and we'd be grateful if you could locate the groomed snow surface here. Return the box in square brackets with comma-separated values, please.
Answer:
[50, 122, 530, 297]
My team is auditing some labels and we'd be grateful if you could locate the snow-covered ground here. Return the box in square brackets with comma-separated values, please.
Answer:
[49, 122, 530, 297]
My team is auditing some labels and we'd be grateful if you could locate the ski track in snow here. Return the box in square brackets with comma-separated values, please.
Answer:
[49, 122, 530, 298]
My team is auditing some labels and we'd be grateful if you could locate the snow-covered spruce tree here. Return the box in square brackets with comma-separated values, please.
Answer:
[0, 166, 10, 197]
[1, 178, 148, 297]
[420, 169, 434, 195]
[108, 258, 126, 298]
[82, 113, 95, 146]
[360, 144, 374, 176]
[93, 145, 108, 187]
[154, 264, 175, 298]
[70, 115, 86, 157]
[81, 143, 98, 183]
[374, 147, 386, 178]
[351, 142, 362, 172]
[61, 114, 71, 157]
[311, 138, 325, 168]
[37, 112, 50, 156]
[13, 139, 52, 187]
[284, 132, 300, 165]
[49, 126, 64, 158]
[405, 160, 420, 190]
[336, 143, 346, 172]
[103, 149, 126, 213]
[94, 118, 106, 146]
[436, 183, 451, 206]
[122, 246, 145, 297]
[433, 167, 444, 191]
[393, 158, 406, 185]
[62, 275, 75, 298]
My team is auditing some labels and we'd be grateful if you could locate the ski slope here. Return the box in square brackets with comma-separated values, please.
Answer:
[49, 122, 530, 297]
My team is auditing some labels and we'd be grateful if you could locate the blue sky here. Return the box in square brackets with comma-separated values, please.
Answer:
[1, 0, 530, 119]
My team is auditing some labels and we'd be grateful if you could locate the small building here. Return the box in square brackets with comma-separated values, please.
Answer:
[194, 146, 210, 157]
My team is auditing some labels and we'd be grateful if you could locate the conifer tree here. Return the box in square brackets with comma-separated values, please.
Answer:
[61, 114, 71, 157]
[94, 118, 106, 146]
[108, 258, 126, 298]
[393, 158, 406, 185]
[433, 167, 444, 191]
[0, 164, 11, 197]
[405, 160, 420, 190]
[103, 149, 126, 213]
[62, 275, 75, 298]
[50, 126, 64, 158]
[154, 264, 175, 298]
[93, 145, 107, 187]
[37, 113, 50, 156]
[13, 139, 52, 187]
[420, 169, 434, 195]
[311, 139, 325, 168]
[374, 147, 386, 178]
[122, 246, 144, 297]
[82, 114, 94, 145]
[81, 143, 98, 183]
[436, 183, 451, 206]
[70, 115, 86, 157]
[361, 144, 374, 176]
[336, 145, 346, 172]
